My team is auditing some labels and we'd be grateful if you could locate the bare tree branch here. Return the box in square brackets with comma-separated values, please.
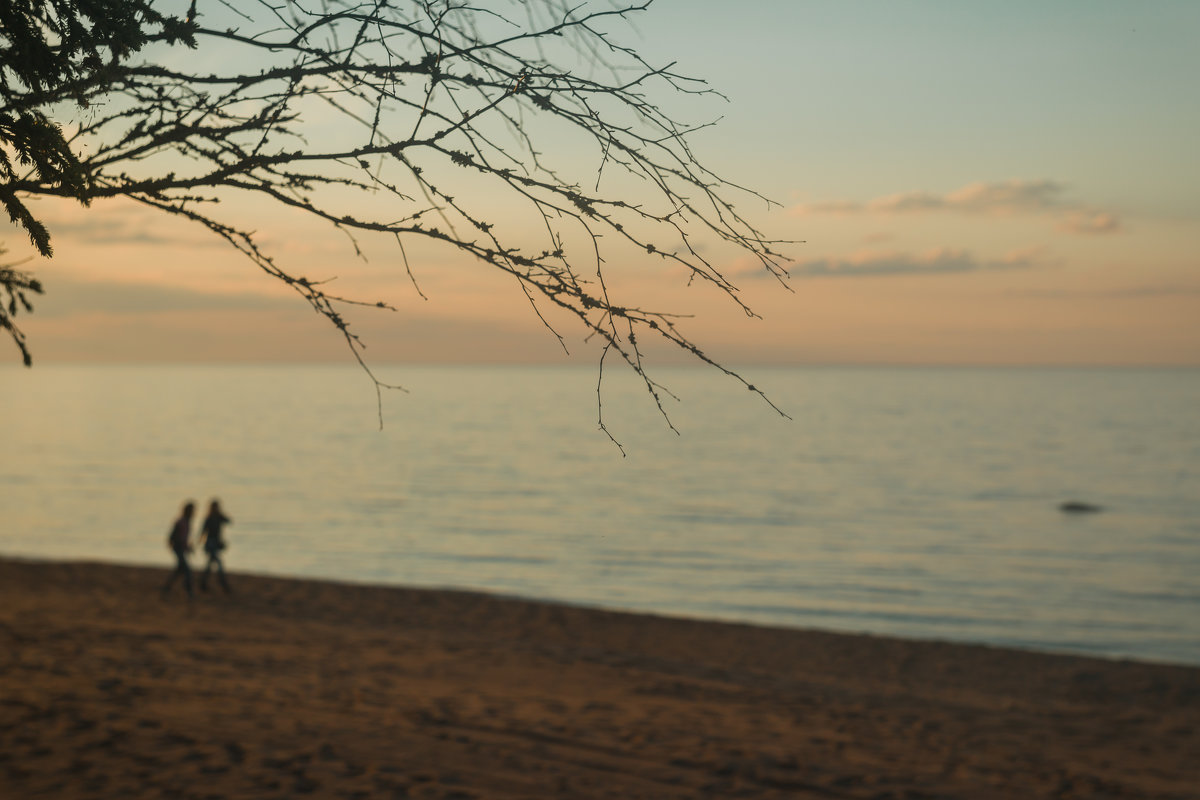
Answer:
[2, 0, 793, 440]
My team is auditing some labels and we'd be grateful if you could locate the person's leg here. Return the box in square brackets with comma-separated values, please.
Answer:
[181, 557, 193, 599]
[214, 553, 230, 593]
[162, 551, 185, 595]
[200, 553, 212, 590]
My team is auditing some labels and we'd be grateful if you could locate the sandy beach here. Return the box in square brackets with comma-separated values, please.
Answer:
[1, 557, 1197, 799]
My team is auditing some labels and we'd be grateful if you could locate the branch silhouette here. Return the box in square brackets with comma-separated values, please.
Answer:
[2, 0, 792, 437]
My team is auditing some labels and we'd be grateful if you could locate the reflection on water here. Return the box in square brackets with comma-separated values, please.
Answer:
[3, 364, 1199, 664]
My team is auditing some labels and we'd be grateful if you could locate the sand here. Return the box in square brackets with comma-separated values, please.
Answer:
[1, 557, 1197, 799]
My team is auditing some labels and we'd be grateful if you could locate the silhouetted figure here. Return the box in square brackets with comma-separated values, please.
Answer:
[161, 500, 196, 599]
[199, 498, 233, 593]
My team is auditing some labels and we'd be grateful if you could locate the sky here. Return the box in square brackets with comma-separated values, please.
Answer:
[7, 0, 1199, 366]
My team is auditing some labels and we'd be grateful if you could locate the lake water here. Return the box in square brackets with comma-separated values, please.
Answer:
[3, 364, 1198, 665]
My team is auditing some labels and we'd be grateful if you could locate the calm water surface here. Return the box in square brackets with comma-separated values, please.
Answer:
[3, 365, 1198, 665]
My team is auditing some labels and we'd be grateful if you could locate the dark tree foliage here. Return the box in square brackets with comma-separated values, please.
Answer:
[2, 0, 789, 436]
[1, 0, 196, 363]
[0, 257, 41, 365]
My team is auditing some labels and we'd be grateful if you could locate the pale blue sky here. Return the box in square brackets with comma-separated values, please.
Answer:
[640, 1, 1199, 213]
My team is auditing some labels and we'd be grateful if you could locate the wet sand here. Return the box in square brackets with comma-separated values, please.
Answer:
[1, 556, 1197, 799]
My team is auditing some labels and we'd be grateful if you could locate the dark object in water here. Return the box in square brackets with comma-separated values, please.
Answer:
[1059, 501, 1103, 514]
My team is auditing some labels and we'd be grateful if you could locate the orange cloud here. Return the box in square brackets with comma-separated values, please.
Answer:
[783, 246, 1046, 278]
[939, 180, 1063, 214]
[790, 179, 1119, 235]
[1057, 210, 1121, 235]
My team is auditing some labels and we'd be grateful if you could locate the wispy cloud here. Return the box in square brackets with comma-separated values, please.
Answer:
[791, 180, 1120, 235]
[11, 201, 218, 248]
[48, 217, 182, 246]
[29, 272, 295, 318]
[1057, 210, 1121, 235]
[861, 231, 895, 244]
[784, 247, 1046, 279]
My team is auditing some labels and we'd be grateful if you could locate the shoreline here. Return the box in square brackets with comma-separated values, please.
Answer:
[8, 552, 1192, 670]
[3, 556, 1198, 798]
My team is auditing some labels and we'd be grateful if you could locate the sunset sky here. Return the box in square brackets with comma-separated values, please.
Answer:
[8, 1, 1199, 366]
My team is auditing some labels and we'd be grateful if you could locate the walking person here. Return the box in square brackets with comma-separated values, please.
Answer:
[198, 498, 232, 593]
[161, 500, 196, 599]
